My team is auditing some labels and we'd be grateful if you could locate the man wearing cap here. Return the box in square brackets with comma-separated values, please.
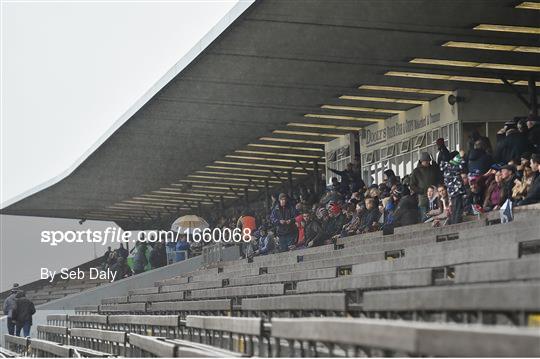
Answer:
[3, 283, 19, 335]
[518, 153, 540, 206]
[270, 193, 298, 252]
[409, 152, 443, 220]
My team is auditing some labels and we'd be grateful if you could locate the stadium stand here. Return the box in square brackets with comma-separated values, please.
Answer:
[3, 205, 539, 357]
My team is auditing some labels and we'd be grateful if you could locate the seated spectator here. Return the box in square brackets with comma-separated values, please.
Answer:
[498, 164, 517, 208]
[382, 186, 401, 232]
[392, 192, 420, 228]
[468, 178, 485, 209]
[512, 165, 534, 202]
[518, 153, 540, 205]
[427, 185, 450, 225]
[341, 202, 364, 237]
[111, 257, 132, 281]
[357, 197, 381, 233]
[484, 170, 504, 211]
[255, 227, 275, 256]
[424, 185, 441, 221]
[303, 209, 327, 248]
[326, 202, 347, 237]
[348, 191, 363, 206]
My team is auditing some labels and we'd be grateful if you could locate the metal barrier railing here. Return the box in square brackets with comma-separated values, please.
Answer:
[5, 315, 540, 357]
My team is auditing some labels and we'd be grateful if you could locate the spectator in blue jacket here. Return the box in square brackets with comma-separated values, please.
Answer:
[270, 193, 298, 252]
[255, 227, 275, 255]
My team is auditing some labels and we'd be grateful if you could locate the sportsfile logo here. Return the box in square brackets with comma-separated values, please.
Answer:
[40, 227, 252, 246]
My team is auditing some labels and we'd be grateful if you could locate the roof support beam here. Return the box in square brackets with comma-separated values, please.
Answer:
[501, 77, 530, 110]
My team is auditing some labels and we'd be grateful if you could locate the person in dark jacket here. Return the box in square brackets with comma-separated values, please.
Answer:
[102, 246, 112, 266]
[435, 138, 451, 166]
[12, 291, 35, 337]
[117, 243, 128, 259]
[110, 257, 132, 281]
[467, 140, 493, 174]
[149, 242, 167, 269]
[518, 153, 540, 206]
[527, 116, 540, 152]
[383, 169, 400, 188]
[409, 152, 442, 218]
[393, 193, 420, 228]
[303, 211, 327, 247]
[495, 123, 530, 164]
[255, 227, 275, 255]
[3, 284, 19, 335]
[358, 197, 381, 233]
[270, 193, 298, 251]
[498, 164, 517, 207]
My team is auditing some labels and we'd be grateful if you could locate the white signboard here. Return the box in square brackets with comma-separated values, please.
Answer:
[360, 94, 458, 152]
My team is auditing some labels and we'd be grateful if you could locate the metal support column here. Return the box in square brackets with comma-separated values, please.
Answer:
[265, 180, 270, 217]
[313, 160, 320, 195]
[287, 169, 293, 198]
[530, 75, 538, 117]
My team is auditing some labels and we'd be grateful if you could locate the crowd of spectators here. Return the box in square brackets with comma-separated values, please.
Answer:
[238, 115, 540, 258]
[99, 115, 540, 263]
[101, 239, 168, 281]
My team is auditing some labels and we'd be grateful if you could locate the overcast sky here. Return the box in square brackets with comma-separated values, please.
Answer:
[0, 0, 250, 291]
[1, 0, 246, 205]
